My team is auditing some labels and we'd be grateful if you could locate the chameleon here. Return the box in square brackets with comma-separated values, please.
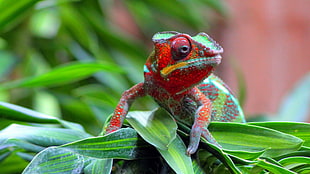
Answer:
[106, 31, 245, 155]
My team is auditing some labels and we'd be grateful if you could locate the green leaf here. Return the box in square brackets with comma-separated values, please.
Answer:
[61, 128, 151, 159]
[200, 141, 243, 174]
[22, 147, 88, 174]
[214, 163, 232, 174]
[0, 152, 29, 174]
[279, 156, 310, 170]
[59, 4, 98, 53]
[192, 159, 205, 174]
[83, 158, 112, 174]
[224, 149, 266, 160]
[0, 62, 123, 89]
[209, 122, 303, 157]
[273, 149, 310, 162]
[4, 139, 45, 153]
[0, 101, 85, 131]
[0, 0, 41, 32]
[23, 128, 150, 173]
[157, 135, 194, 174]
[0, 124, 91, 147]
[126, 108, 177, 150]
[196, 149, 221, 173]
[0, 101, 58, 123]
[256, 158, 296, 174]
[249, 122, 310, 147]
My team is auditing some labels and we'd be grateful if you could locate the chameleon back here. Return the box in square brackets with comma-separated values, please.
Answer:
[198, 74, 246, 123]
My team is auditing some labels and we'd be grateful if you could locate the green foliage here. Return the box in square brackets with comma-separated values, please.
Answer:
[126, 108, 177, 150]
[0, 0, 309, 173]
[0, 0, 227, 135]
[0, 104, 309, 173]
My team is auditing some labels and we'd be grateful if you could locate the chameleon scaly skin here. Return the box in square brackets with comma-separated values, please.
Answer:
[106, 31, 245, 155]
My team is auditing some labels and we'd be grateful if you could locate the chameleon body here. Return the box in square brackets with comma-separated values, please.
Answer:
[106, 31, 245, 155]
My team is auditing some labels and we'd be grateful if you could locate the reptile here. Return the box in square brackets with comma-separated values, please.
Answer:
[106, 31, 245, 155]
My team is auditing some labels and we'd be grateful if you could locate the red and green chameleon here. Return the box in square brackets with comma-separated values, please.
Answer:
[106, 31, 245, 155]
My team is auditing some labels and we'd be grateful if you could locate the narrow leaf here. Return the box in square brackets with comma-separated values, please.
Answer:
[209, 122, 303, 157]
[256, 158, 296, 174]
[279, 156, 310, 169]
[5, 139, 45, 153]
[126, 108, 177, 150]
[0, 102, 58, 123]
[0, 124, 91, 147]
[157, 135, 194, 174]
[192, 159, 205, 174]
[0, 0, 41, 32]
[224, 149, 266, 160]
[0, 101, 85, 131]
[61, 128, 151, 159]
[200, 141, 243, 174]
[0, 62, 123, 89]
[249, 122, 310, 147]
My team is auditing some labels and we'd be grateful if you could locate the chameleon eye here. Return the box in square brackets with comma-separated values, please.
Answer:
[171, 37, 191, 61]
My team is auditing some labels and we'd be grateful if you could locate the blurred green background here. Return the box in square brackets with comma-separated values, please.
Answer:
[0, 0, 228, 135]
[1, 0, 310, 136]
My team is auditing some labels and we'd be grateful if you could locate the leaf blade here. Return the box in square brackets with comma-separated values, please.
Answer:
[126, 108, 177, 150]
[0, 62, 123, 89]
[0, 124, 91, 147]
[61, 128, 152, 159]
[157, 135, 194, 174]
[209, 122, 303, 157]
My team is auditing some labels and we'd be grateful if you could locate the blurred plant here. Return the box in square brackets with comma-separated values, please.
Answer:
[0, 0, 227, 134]
[0, 101, 309, 173]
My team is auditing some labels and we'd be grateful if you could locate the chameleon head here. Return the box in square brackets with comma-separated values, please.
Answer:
[144, 31, 223, 94]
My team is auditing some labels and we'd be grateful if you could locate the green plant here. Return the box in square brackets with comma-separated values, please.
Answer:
[0, 100, 309, 173]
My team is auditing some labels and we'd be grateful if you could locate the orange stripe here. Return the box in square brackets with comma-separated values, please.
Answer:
[160, 62, 188, 76]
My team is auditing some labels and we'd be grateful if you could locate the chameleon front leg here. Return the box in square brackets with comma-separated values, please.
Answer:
[186, 87, 221, 155]
[106, 82, 146, 133]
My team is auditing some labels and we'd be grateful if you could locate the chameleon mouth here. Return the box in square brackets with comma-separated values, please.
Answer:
[160, 61, 188, 77]
[160, 55, 221, 77]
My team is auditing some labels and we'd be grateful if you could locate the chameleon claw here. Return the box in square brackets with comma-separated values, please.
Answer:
[187, 126, 222, 156]
[187, 125, 202, 156]
[186, 145, 198, 156]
